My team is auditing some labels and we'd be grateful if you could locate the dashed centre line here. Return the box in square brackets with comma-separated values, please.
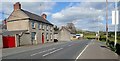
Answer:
[43, 48, 63, 57]
[30, 48, 55, 56]
[68, 44, 72, 46]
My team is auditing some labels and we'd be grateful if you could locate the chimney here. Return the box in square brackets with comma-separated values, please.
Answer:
[41, 14, 47, 20]
[14, 2, 21, 11]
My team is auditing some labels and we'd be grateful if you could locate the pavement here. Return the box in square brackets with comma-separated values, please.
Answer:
[1, 39, 119, 61]
[77, 40, 119, 61]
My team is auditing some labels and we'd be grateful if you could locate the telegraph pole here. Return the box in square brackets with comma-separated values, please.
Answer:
[98, 31, 99, 41]
[106, 0, 108, 45]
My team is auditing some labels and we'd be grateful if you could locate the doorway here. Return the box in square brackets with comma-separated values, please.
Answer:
[42, 33, 44, 44]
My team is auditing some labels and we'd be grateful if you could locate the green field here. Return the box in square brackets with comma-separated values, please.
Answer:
[76, 30, 120, 44]
[83, 33, 97, 40]
[84, 35, 96, 38]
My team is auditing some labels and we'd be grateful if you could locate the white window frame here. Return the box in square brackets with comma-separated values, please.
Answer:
[38, 23, 41, 29]
[50, 33, 52, 41]
[46, 25, 48, 30]
[32, 22, 35, 29]
[31, 32, 36, 40]
[46, 33, 49, 40]
[44, 24, 46, 30]
[42, 23, 44, 29]
[50, 26, 53, 31]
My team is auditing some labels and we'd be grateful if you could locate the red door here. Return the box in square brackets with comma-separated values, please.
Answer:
[42, 35, 44, 44]
[3, 36, 15, 48]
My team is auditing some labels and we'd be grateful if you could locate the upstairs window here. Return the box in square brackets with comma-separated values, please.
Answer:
[50, 26, 53, 31]
[44, 25, 46, 30]
[46, 33, 49, 41]
[42, 23, 44, 30]
[43, 24, 46, 30]
[50, 33, 52, 41]
[38, 23, 41, 29]
[46, 25, 48, 31]
[32, 22, 35, 29]
[41, 23, 43, 29]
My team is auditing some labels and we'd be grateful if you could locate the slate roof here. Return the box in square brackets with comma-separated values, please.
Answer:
[7, 9, 53, 26]
[21, 9, 53, 25]
[60, 26, 76, 34]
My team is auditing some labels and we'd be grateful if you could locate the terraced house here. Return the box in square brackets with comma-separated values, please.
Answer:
[5, 2, 54, 47]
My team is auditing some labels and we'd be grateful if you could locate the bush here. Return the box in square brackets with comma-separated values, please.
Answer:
[108, 41, 120, 55]
[87, 37, 95, 39]
[99, 36, 120, 55]
[108, 41, 116, 51]
[109, 41, 114, 47]
[116, 43, 120, 55]
[99, 35, 106, 42]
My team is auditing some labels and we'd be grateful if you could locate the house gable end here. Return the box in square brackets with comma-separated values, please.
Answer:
[7, 10, 29, 21]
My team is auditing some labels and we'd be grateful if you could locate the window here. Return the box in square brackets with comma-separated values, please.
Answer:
[42, 23, 44, 29]
[38, 23, 41, 29]
[44, 25, 46, 30]
[50, 33, 52, 41]
[46, 25, 48, 31]
[46, 33, 49, 41]
[41, 23, 43, 29]
[31, 32, 36, 40]
[49, 26, 51, 30]
[32, 22, 35, 29]
[50, 26, 53, 31]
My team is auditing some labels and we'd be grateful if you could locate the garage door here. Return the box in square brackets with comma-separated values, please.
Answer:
[3, 36, 15, 48]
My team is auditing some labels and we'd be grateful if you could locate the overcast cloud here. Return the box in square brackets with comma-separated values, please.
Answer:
[0, 2, 116, 32]
[51, 2, 114, 32]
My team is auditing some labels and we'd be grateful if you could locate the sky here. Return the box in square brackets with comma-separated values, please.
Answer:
[0, 2, 118, 32]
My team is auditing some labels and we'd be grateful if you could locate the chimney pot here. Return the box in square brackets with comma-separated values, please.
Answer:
[41, 14, 47, 20]
[14, 2, 21, 11]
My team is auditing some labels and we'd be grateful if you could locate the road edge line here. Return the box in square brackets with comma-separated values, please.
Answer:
[75, 40, 92, 61]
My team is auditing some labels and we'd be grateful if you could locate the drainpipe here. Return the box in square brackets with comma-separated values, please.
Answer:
[18, 30, 28, 47]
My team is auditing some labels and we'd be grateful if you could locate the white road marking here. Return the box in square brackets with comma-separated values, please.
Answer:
[43, 48, 63, 57]
[30, 48, 55, 56]
[75, 40, 92, 61]
[91, 39, 94, 42]
[68, 44, 72, 46]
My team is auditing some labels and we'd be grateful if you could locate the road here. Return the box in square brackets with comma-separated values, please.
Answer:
[2, 40, 91, 60]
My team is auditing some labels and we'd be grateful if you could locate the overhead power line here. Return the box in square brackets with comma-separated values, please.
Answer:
[0, 12, 21, 19]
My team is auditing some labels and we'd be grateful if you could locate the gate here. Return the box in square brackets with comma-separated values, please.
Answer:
[3, 36, 15, 48]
